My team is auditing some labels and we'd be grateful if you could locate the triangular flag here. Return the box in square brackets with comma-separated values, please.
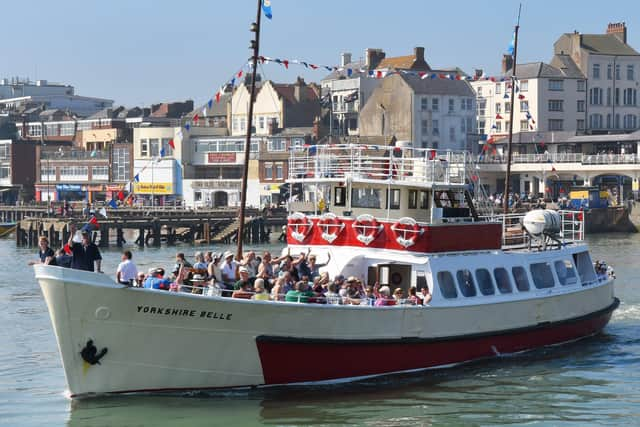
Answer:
[208, 99, 213, 109]
[168, 139, 175, 149]
[283, 60, 289, 69]
[109, 199, 118, 209]
[99, 207, 107, 218]
[496, 114, 503, 120]
[193, 114, 199, 123]
[202, 107, 207, 118]
[347, 68, 353, 77]
[518, 94, 525, 100]
[63, 243, 71, 255]
[134, 174, 140, 182]
[176, 129, 183, 140]
[215, 92, 221, 103]
[117, 190, 125, 201]
[159, 147, 166, 158]
[89, 215, 99, 229]
[237, 70, 243, 78]
[90, 150, 97, 158]
[185, 123, 191, 131]
[551, 165, 557, 172]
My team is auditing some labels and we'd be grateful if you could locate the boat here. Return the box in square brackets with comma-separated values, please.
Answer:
[33, 2, 616, 398]
[34, 143, 617, 397]
[0, 221, 17, 237]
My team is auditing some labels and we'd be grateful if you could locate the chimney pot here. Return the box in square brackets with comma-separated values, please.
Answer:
[606, 21, 627, 44]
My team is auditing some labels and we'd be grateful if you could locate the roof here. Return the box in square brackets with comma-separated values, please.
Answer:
[505, 62, 583, 79]
[400, 74, 475, 97]
[549, 55, 586, 78]
[579, 34, 639, 56]
[272, 83, 319, 104]
[322, 60, 367, 81]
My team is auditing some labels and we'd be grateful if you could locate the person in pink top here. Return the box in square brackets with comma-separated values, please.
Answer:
[373, 283, 396, 306]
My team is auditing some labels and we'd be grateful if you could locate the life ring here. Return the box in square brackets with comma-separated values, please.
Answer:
[391, 217, 423, 248]
[352, 214, 383, 245]
[287, 212, 312, 243]
[316, 212, 345, 243]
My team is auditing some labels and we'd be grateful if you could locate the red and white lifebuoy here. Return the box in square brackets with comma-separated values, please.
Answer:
[316, 212, 345, 243]
[352, 214, 383, 245]
[287, 212, 312, 243]
[391, 216, 423, 248]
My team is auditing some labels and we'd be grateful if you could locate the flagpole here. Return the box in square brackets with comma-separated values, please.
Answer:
[236, 0, 263, 260]
[503, 4, 521, 215]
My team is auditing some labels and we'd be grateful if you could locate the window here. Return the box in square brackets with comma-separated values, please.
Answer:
[140, 139, 148, 157]
[615, 87, 620, 106]
[259, 116, 265, 129]
[607, 63, 612, 80]
[275, 163, 283, 179]
[149, 138, 160, 157]
[475, 269, 495, 295]
[520, 100, 528, 112]
[627, 65, 635, 81]
[477, 87, 483, 96]
[494, 268, 513, 294]
[432, 98, 439, 112]
[607, 87, 611, 106]
[623, 88, 637, 106]
[268, 139, 286, 151]
[577, 119, 585, 130]
[530, 262, 555, 289]
[334, 187, 346, 207]
[495, 103, 502, 114]
[589, 88, 603, 105]
[520, 120, 529, 131]
[548, 100, 564, 112]
[419, 190, 429, 209]
[549, 79, 563, 91]
[512, 266, 530, 291]
[555, 260, 578, 286]
[466, 98, 473, 110]
[91, 166, 109, 180]
[590, 113, 603, 129]
[461, 118, 466, 133]
[437, 271, 457, 299]
[495, 83, 502, 94]
[478, 99, 486, 116]
[41, 166, 55, 180]
[448, 98, 454, 113]
[112, 146, 131, 182]
[0, 144, 9, 160]
[577, 79, 586, 91]
[351, 188, 380, 208]
[520, 80, 528, 91]
[573, 251, 596, 285]
[505, 102, 511, 113]
[386, 188, 400, 209]
[495, 122, 502, 132]
[408, 189, 417, 209]
[478, 120, 486, 135]
[421, 97, 428, 111]
[577, 100, 585, 112]
[460, 99, 466, 110]
[548, 119, 564, 131]
[264, 162, 273, 179]
[449, 127, 455, 142]
[623, 114, 638, 129]
[615, 64, 621, 80]
[59, 166, 88, 181]
[432, 120, 439, 136]
[421, 119, 428, 135]
[0, 166, 10, 180]
[456, 269, 477, 297]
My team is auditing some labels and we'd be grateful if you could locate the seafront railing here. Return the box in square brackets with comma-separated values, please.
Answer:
[476, 153, 640, 165]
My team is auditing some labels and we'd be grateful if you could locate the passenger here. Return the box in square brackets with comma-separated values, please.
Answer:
[143, 268, 171, 290]
[172, 252, 193, 278]
[67, 227, 102, 273]
[293, 250, 312, 278]
[257, 251, 275, 284]
[325, 282, 342, 305]
[134, 272, 146, 288]
[317, 271, 330, 290]
[171, 265, 189, 292]
[309, 279, 326, 304]
[281, 271, 295, 294]
[189, 274, 207, 294]
[54, 248, 72, 268]
[192, 251, 208, 271]
[208, 252, 223, 284]
[29, 236, 56, 266]
[420, 286, 432, 305]
[271, 277, 286, 301]
[375, 285, 396, 306]
[285, 280, 314, 303]
[346, 276, 363, 305]
[221, 251, 238, 292]
[116, 250, 138, 285]
[234, 266, 254, 290]
[204, 251, 214, 266]
[232, 281, 254, 299]
[393, 287, 405, 304]
[252, 278, 271, 301]
[307, 253, 331, 280]
[241, 251, 260, 278]
[361, 286, 376, 306]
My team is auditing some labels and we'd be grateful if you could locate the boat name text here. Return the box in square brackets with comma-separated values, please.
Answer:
[136, 305, 232, 320]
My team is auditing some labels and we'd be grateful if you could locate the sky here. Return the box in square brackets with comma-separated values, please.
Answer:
[1, 0, 639, 108]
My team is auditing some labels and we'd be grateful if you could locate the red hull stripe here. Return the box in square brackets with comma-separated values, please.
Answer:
[256, 299, 619, 385]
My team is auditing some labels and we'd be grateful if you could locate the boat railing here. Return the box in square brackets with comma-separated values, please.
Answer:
[288, 144, 468, 186]
[482, 210, 585, 250]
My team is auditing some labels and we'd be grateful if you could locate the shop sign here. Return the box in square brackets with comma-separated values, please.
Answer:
[207, 153, 237, 163]
[133, 182, 174, 194]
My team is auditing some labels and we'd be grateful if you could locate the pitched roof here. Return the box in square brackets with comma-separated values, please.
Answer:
[272, 83, 319, 104]
[400, 74, 475, 97]
[505, 61, 584, 79]
[378, 55, 415, 69]
[549, 55, 586, 78]
[579, 34, 639, 56]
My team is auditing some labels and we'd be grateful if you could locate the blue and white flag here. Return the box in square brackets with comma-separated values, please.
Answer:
[108, 199, 118, 209]
[262, 0, 272, 19]
[134, 174, 140, 182]
[507, 31, 515, 55]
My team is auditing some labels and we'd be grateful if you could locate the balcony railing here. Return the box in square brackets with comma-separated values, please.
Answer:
[41, 150, 110, 161]
[476, 153, 640, 165]
[288, 145, 469, 187]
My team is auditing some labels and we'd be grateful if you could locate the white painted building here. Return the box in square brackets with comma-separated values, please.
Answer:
[0, 78, 74, 99]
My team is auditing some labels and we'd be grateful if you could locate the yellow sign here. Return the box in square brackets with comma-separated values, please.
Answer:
[134, 182, 174, 194]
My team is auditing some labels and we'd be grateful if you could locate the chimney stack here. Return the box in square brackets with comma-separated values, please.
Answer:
[294, 76, 305, 102]
[365, 48, 385, 69]
[501, 54, 514, 74]
[341, 52, 352, 67]
[474, 69, 484, 79]
[414, 47, 425, 62]
[606, 22, 627, 44]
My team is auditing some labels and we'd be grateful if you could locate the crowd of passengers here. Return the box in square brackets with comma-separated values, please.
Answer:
[120, 248, 433, 306]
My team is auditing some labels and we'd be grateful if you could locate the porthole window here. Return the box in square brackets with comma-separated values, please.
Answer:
[475, 269, 495, 295]
[494, 268, 513, 294]
[456, 269, 477, 297]
[437, 271, 457, 299]
[530, 262, 555, 289]
[512, 266, 530, 292]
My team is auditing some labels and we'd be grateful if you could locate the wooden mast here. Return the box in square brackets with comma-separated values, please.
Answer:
[236, 0, 263, 260]
[503, 4, 522, 215]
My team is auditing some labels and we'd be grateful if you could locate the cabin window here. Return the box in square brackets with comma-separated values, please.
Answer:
[475, 269, 495, 295]
[437, 271, 457, 299]
[386, 188, 401, 210]
[512, 266, 530, 292]
[573, 251, 597, 285]
[416, 271, 428, 291]
[530, 262, 555, 289]
[456, 269, 477, 297]
[419, 190, 430, 209]
[408, 190, 417, 209]
[555, 260, 578, 286]
[494, 268, 513, 294]
[334, 187, 346, 207]
[351, 188, 381, 209]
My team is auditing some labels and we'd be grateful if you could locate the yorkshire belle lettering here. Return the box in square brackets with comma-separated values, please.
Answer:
[136, 305, 231, 320]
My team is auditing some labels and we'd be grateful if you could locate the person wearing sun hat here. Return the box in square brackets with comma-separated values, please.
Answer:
[220, 251, 237, 293]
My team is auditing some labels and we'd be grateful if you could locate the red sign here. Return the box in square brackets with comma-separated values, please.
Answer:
[208, 152, 237, 163]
